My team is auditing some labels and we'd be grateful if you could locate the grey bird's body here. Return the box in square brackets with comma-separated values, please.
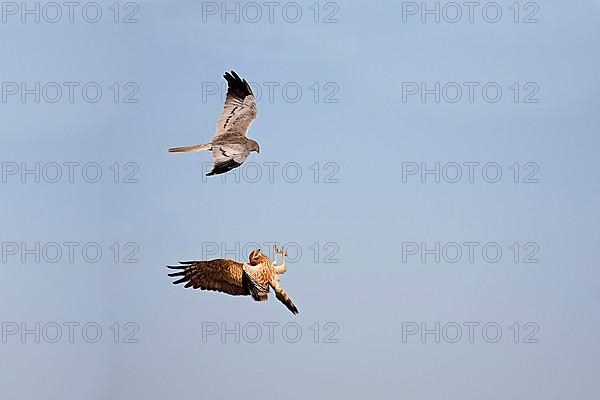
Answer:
[168, 70, 260, 176]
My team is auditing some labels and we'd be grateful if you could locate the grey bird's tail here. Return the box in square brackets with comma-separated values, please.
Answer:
[168, 143, 211, 153]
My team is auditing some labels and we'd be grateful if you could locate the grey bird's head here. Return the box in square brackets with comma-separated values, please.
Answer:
[248, 139, 260, 153]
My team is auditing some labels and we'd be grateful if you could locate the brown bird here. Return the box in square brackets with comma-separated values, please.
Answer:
[168, 70, 259, 176]
[167, 246, 298, 314]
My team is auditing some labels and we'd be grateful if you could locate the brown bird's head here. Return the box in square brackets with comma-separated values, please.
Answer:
[249, 248, 268, 265]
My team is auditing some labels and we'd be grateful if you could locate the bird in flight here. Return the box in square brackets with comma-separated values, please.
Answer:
[168, 70, 259, 176]
[167, 246, 299, 314]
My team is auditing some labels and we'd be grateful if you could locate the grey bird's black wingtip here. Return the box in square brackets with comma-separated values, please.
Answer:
[206, 159, 243, 176]
[223, 70, 242, 81]
[223, 70, 254, 97]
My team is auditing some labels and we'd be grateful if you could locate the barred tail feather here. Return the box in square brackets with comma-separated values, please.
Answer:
[272, 283, 299, 315]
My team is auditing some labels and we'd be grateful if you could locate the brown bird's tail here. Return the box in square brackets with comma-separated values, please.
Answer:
[168, 143, 211, 153]
[271, 281, 299, 315]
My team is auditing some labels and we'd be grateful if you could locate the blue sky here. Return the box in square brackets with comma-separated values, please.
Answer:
[1, 1, 599, 399]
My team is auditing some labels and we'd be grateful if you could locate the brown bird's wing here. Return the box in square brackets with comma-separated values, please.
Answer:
[213, 71, 257, 142]
[167, 259, 250, 296]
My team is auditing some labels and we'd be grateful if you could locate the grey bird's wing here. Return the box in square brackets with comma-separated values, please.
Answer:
[167, 259, 250, 296]
[206, 143, 250, 176]
[214, 71, 257, 142]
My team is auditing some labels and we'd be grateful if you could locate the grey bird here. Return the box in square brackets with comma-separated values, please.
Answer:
[168, 70, 259, 176]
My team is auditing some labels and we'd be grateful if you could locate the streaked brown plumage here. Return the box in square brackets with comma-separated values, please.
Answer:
[167, 246, 298, 314]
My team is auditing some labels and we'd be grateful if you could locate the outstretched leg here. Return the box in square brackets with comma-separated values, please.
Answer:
[273, 245, 279, 266]
[273, 246, 286, 275]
